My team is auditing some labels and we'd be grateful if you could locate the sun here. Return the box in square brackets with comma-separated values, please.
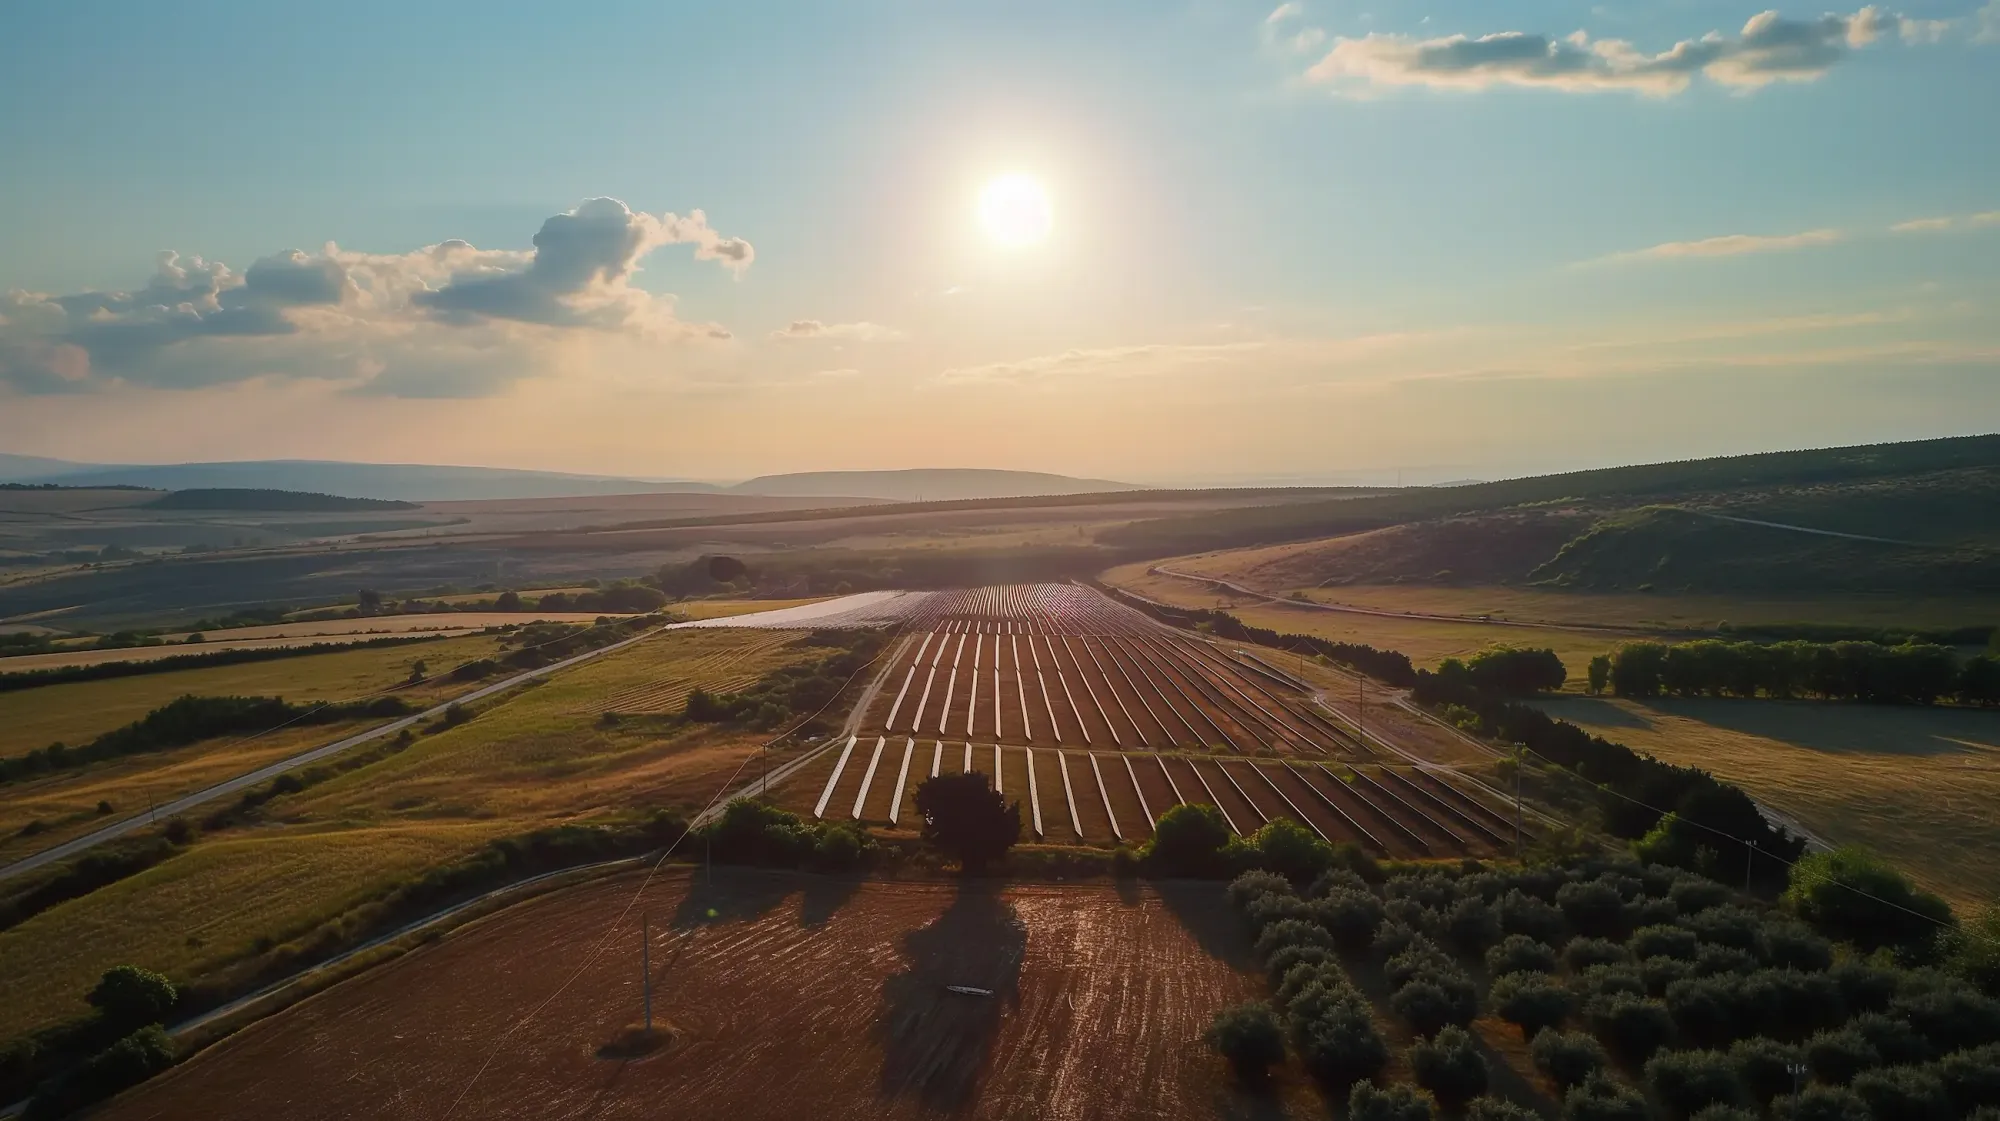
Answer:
[977, 173, 1052, 249]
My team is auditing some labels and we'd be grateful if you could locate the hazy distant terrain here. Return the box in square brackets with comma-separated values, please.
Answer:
[729, 468, 1139, 500]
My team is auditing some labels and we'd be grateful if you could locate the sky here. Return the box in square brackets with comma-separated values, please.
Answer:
[1, 0, 1996, 486]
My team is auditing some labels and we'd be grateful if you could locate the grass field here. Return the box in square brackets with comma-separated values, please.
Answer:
[1, 634, 503, 758]
[672, 596, 830, 621]
[155, 611, 620, 643]
[0, 627, 828, 1041]
[1537, 695, 2000, 913]
[1103, 563, 1630, 680]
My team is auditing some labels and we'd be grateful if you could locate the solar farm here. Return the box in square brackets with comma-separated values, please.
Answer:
[766, 583, 1522, 859]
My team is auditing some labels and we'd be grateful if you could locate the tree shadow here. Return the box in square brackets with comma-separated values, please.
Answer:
[668, 866, 797, 929]
[1637, 696, 2000, 758]
[1534, 697, 1656, 731]
[800, 873, 863, 928]
[1153, 879, 1257, 970]
[875, 880, 1028, 1111]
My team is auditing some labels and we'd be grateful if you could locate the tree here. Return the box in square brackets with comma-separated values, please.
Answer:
[1532, 1029, 1607, 1091]
[1463, 646, 1568, 695]
[494, 590, 522, 611]
[1349, 1082, 1437, 1121]
[1241, 817, 1333, 883]
[914, 772, 1020, 874]
[1587, 655, 1613, 696]
[1492, 971, 1575, 1038]
[1783, 846, 1954, 959]
[1205, 1002, 1285, 1082]
[1144, 803, 1232, 877]
[87, 965, 177, 1033]
[1410, 1025, 1488, 1105]
[357, 588, 383, 614]
[1646, 1048, 1747, 1118]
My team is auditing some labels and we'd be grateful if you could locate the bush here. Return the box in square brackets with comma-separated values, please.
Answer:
[1590, 995, 1676, 1061]
[1935, 1042, 2000, 1115]
[1492, 971, 1575, 1038]
[1244, 892, 1312, 935]
[1671, 878, 1732, 915]
[1308, 867, 1373, 898]
[1642, 956, 1695, 998]
[1633, 924, 1702, 961]
[1850, 1064, 1952, 1121]
[1256, 918, 1335, 961]
[1576, 964, 1647, 1004]
[86, 965, 177, 1034]
[1204, 1002, 1286, 1081]
[1349, 1081, 1438, 1121]
[1891, 985, 2000, 1053]
[1465, 1098, 1540, 1121]
[1278, 960, 1347, 1008]
[1533, 1029, 1608, 1091]
[1692, 944, 1759, 977]
[1446, 895, 1504, 954]
[1240, 817, 1335, 884]
[1293, 987, 1388, 1089]
[22, 1026, 176, 1121]
[1267, 943, 1337, 986]
[1312, 889, 1387, 953]
[1559, 880, 1633, 940]
[1564, 1073, 1652, 1121]
[1646, 1048, 1747, 1118]
[1770, 1084, 1871, 1121]
[1410, 1025, 1488, 1105]
[1566, 938, 1631, 971]
[1228, 870, 1296, 911]
[1850, 1010, 1934, 1065]
[1487, 934, 1559, 976]
[1144, 803, 1233, 877]
[1783, 847, 1954, 960]
[1688, 1107, 1757, 1121]
[1392, 978, 1478, 1037]
[1730, 1036, 1805, 1104]
[1681, 906, 1768, 955]
[1498, 889, 1570, 945]
[1804, 1026, 1880, 1084]
[1764, 921, 1835, 972]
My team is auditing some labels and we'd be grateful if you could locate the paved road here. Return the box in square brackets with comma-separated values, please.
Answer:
[0, 626, 666, 884]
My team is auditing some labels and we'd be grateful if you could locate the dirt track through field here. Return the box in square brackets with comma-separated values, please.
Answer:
[101, 870, 1287, 1121]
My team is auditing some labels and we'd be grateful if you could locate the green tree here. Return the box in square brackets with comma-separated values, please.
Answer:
[1783, 846, 1954, 958]
[1587, 654, 1612, 696]
[1143, 803, 1232, 877]
[1204, 1002, 1286, 1082]
[914, 772, 1020, 874]
[87, 965, 177, 1033]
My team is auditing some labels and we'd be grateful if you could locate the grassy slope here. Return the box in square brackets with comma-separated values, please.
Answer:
[0, 634, 502, 757]
[0, 627, 821, 1039]
[1536, 695, 2000, 913]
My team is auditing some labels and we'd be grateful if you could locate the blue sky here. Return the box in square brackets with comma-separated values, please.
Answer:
[1, 0, 1995, 483]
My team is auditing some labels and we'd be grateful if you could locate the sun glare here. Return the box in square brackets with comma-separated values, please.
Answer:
[977, 173, 1052, 249]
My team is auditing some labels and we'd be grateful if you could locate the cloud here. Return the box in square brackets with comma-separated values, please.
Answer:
[1600, 228, 1845, 262]
[768, 319, 908, 342]
[1890, 210, 2000, 233]
[1892, 216, 1957, 232]
[0, 198, 747, 396]
[1302, 6, 1951, 96]
[1979, 0, 2000, 42]
[937, 342, 1265, 384]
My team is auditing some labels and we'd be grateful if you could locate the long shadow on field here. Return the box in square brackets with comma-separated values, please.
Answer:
[800, 874, 862, 927]
[669, 867, 797, 929]
[1154, 880, 1256, 970]
[875, 881, 1027, 1111]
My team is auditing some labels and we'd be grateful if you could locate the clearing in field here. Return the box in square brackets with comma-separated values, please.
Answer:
[99, 869, 1312, 1121]
[1537, 695, 2000, 912]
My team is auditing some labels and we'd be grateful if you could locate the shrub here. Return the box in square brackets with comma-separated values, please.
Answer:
[1770, 1084, 1871, 1121]
[1563, 1073, 1652, 1121]
[1533, 1028, 1608, 1091]
[87, 965, 177, 1033]
[1671, 878, 1731, 915]
[1349, 1081, 1437, 1121]
[22, 1026, 176, 1121]
[1576, 964, 1647, 1004]
[1559, 880, 1633, 940]
[1784, 847, 1954, 960]
[1688, 1107, 1756, 1121]
[1385, 937, 1454, 989]
[1465, 1097, 1540, 1121]
[1632, 924, 1702, 961]
[1278, 960, 1347, 1008]
[1312, 889, 1387, 953]
[1241, 817, 1335, 884]
[1227, 870, 1295, 911]
[1665, 975, 1748, 1049]
[1256, 918, 1335, 961]
[1681, 906, 1767, 955]
[1590, 995, 1676, 1061]
[1410, 1025, 1488, 1106]
[1692, 945, 1759, 978]
[1293, 988, 1388, 1089]
[1850, 1064, 1952, 1121]
[1566, 938, 1631, 971]
[1267, 943, 1337, 985]
[1493, 971, 1575, 1038]
[1829, 961, 1898, 1014]
[1144, 803, 1232, 877]
[1487, 934, 1559, 977]
[1849, 1010, 1934, 1065]
[1953, 905, 2000, 996]
[1804, 1026, 1880, 1084]
[1935, 1042, 2000, 1114]
[1244, 891, 1312, 935]
[1646, 1048, 1747, 1118]
[1642, 956, 1694, 998]
[1892, 985, 2000, 1053]
[1729, 1036, 1805, 1105]
[1308, 867, 1373, 898]
[1204, 1002, 1286, 1081]
[1742, 969, 1845, 1042]
[1764, 921, 1835, 972]
[913, 772, 1020, 873]
[1499, 889, 1570, 945]
[1447, 895, 1504, 954]
[1392, 978, 1478, 1037]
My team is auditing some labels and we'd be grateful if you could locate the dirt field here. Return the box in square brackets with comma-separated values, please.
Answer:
[1537, 696, 2000, 913]
[153, 611, 621, 643]
[103, 869, 1309, 1121]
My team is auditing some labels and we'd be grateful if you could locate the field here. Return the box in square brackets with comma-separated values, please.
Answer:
[1537, 695, 2000, 913]
[0, 633, 503, 757]
[100, 869, 1313, 1121]
[1104, 562, 1630, 680]
[762, 585, 1520, 860]
[0, 626, 823, 1038]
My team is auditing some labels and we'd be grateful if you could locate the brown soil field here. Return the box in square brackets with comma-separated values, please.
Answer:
[152, 611, 622, 643]
[102, 869, 1315, 1121]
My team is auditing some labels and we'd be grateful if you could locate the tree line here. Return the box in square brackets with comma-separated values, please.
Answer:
[1096, 583, 1418, 686]
[1588, 639, 2000, 706]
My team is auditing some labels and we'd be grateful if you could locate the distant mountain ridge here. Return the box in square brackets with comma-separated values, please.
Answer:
[728, 468, 1140, 501]
[0, 456, 1142, 502]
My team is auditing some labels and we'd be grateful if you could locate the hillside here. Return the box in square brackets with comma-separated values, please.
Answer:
[728, 468, 1140, 501]
[146, 489, 419, 512]
[0, 459, 718, 501]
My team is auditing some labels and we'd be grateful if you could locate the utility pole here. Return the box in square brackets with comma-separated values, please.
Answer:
[1514, 751, 1523, 861]
[641, 913, 652, 1034]
[1745, 840, 1757, 892]
[1357, 675, 1365, 745]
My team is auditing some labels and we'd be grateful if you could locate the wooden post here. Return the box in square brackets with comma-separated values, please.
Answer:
[1514, 751, 1523, 861]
